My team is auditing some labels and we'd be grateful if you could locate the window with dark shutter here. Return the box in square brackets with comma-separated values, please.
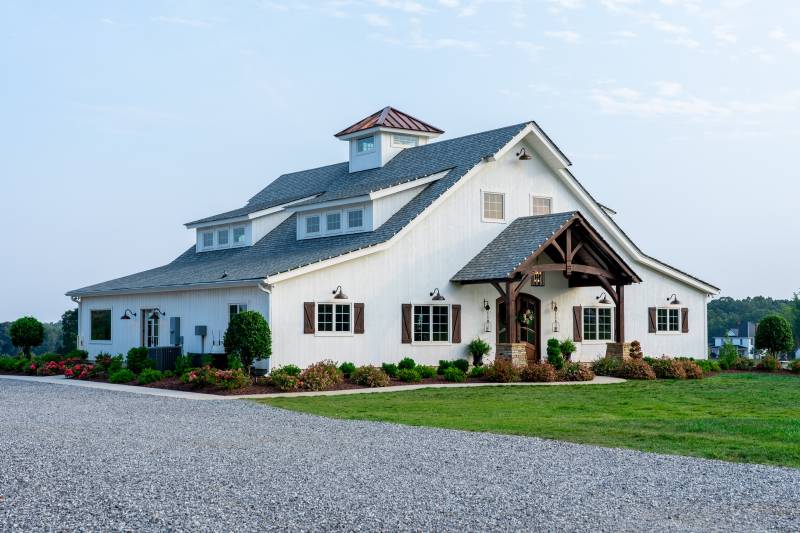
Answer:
[401, 304, 412, 343]
[354, 303, 365, 334]
[303, 302, 315, 334]
[451, 304, 461, 343]
[572, 306, 582, 342]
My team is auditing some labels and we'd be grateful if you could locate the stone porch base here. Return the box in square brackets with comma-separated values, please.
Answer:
[495, 343, 529, 367]
[605, 342, 632, 361]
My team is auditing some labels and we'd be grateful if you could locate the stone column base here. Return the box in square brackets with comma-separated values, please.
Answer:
[496, 343, 528, 367]
[606, 342, 632, 361]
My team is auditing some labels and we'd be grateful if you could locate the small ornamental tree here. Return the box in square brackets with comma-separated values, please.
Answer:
[9, 316, 45, 358]
[718, 341, 739, 369]
[755, 315, 794, 358]
[223, 311, 271, 375]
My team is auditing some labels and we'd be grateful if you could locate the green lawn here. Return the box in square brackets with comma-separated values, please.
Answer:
[256, 373, 800, 468]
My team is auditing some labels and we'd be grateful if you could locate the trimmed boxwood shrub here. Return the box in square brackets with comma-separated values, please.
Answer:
[338, 362, 356, 378]
[558, 362, 595, 382]
[300, 360, 343, 391]
[484, 359, 521, 383]
[546, 338, 564, 370]
[591, 356, 620, 377]
[443, 366, 466, 382]
[350, 366, 390, 388]
[520, 362, 556, 382]
[109, 369, 135, 384]
[452, 359, 469, 373]
[381, 363, 399, 378]
[649, 358, 687, 379]
[437, 360, 453, 374]
[137, 368, 163, 385]
[223, 310, 272, 374]
[417, 365, 437, 378]
[126, 347, 154, 374]
[397, 368, 421, 383]
[469, 365, 488, 378]
[398, 357, 416, 370]
[617, 359, 656, 380]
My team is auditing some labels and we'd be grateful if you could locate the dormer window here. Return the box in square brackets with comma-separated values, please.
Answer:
[232, 226, 246, 244]
[356, 136, 375, 154]
[298, 204, 370, 239]
[202, 231, 214, 248]
[197, 223, 250, 251]
[305, 216, 321, 235]
[347, 208, 364, 229]
[326, 212, 341, 232]
[217, 229, 229, 246]
[392, 134, 418, 148]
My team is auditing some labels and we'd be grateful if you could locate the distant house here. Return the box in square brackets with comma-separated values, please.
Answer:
[710, 322, 757, 358]
[67, 107, 719, 368]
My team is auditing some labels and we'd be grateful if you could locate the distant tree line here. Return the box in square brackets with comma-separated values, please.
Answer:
[0, 309, 77, 356]
[709, 294, 800, 354]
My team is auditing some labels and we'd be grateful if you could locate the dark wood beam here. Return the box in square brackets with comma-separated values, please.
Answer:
[505, 280, 517, 343]
[616, 284, 625, 342]
[491, 281, 506, 299]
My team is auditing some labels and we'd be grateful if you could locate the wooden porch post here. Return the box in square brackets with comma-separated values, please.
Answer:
[616, 284, 625, 342]
[505, 279, 517, 343]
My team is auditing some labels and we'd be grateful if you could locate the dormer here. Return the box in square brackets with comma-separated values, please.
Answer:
[334, 106, 443, 173]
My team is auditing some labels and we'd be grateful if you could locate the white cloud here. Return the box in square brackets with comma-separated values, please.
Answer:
[372, 0, 429, 14]
[547, 0, 584, 9]
[611, 30, 638, 39]
[514, 41, 545, 60]
[151, 16, 211, 28]
[458, 3, 478, 17]
[600, 0, 640, 12]
[667, 35, 700, 48]
[654, 81, 683, 97]
[439, 0, 460, 6]
[769, 27, 800, 54]
[363, 13, 390, 26]
[544, 30, 581, 44]
[712, 25, 737, 45]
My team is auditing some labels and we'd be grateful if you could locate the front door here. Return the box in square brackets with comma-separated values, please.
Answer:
[497, 294, 541, 363]
[141, 309, 160, 348]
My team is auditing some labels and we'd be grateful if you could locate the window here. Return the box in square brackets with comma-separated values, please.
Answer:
[229, 303, 247, 321]
[202, 231, 214, 248]
[326, 212, 341, 232]
[356, 136, 375, 153]
[583, 307, 613, 341]
[143, 309, 159, 348]
[305, 216, 320, 234]
[657, 308, 680, 333]
[217, 229, 229, 246]
[232, 226, 246, 244]
[482, 191, 505, 221]
[90, 310, 112, 342]
[347, 209, 363, 229]
[392, 134, 418, 148]
[532, 196, 552, 216]
[316, 303, 351, 334]
[531, 272, 545, 287]
[413, 305, 450, 343]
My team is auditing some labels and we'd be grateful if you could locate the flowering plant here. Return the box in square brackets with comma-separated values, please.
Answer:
[64, 362, 94, 380]
[37, 360, 65, 376]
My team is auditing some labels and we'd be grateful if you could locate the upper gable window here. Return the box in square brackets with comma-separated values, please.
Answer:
[392, 134, 418, 148]
[347, 209, 364, 229]
[356, 136, 375, 154]
[202, 231, 214, 248]
[305, 216, 321, 235]
[326, 212, 341, 232]
[232, 226, 246, 245]
[299, 205, 370, 239]
[217, 229, 229, 246]
[482, 191, 505, 222]
[532, 196, 552, 216]
[198, 224, 249, 251]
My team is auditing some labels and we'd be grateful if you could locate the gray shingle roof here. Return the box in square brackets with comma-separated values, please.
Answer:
[451, 212, 576, 282]
[68, 123, 528, 296]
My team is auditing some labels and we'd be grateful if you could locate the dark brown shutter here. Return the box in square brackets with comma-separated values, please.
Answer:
[451, 304, 461, 343]
[354, 303, 365, 334]
[303, 302, 315, 334]
[401, 304, 412, 344]
[681, 308, 689, 333]
[572, 306, 582, 342]
[648, 307, 657, 333]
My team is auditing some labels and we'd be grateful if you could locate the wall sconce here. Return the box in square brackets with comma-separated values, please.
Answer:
[120, 309, 137, 320]
[596, 292, 612, 305]
[515, 147, 532, 160]
[430, 288, 445, 301]
[332, 285, 348, 300]
[551, 301, 560, 333]
[483, 298, 492, 332]
[667, 293, 681, 305]
[149, 308, 166, 320]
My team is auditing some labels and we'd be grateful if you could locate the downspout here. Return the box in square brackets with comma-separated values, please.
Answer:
[70, 296, 82, 350]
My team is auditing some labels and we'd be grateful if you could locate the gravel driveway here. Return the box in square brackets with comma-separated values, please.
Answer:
[1, 380, 798, 532]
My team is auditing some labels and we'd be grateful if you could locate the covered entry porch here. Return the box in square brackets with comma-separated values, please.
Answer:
[452, 211, 641, 365]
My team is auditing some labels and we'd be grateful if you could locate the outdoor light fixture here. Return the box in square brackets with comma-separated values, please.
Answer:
[149, 308, 165, 320]
[596, 292, 612, 305]
[515, 147, 532, 160]
[120, 309, 137, 320]
[483, 298, 492, 332]
[551, 301, 560, 333]
[332, 285, 348, 300]
[430, 288, 445, 301]
[667, 293, 681, 305]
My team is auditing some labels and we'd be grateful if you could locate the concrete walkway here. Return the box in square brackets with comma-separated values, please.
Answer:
[0, 373, 625, 400]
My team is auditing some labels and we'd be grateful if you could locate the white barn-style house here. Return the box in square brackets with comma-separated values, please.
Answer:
[68, 107, 718, 367]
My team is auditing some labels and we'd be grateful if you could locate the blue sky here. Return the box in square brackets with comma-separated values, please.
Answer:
[1, 0, 798, 322]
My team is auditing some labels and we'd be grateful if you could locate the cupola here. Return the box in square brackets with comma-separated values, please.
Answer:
[335, 106, 443, 173]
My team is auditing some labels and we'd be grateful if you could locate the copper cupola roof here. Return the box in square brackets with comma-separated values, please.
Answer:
[334, 106, 444, 138]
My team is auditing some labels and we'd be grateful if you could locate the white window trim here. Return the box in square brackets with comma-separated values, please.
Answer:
[228, 302, 248, 322]
[346, 207, 364, 230]
[481, 190, 506, 223]
[411, 303, 452, 345]
[354, 135, 376, 155]
[199, 223, 249, 251]
[391, 133, 418, 148]
[304, 215, 322, 236]
[88, 308, 113, 345]
[299, 204, 369, 239]
[656, 307, 682, 335]
[582, 306, 614, 344]
[314, 301, 354, 337]
[531, 195, 553, 216]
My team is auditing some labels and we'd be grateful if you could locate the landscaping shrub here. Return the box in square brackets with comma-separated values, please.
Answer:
[617, 359, 656, 380]
[417, 365, 437, 378]
[162, 370, 174, 379]
[789, 360, 800, 373]
[754, 315, 794, 358]
[469, 365, 488, 378]
[137, 368, 164, 385]
[693, 359, 720, 373]
[9, 316, 44, 357]
[629, 340, 643, 360]
[558, 362, 595, 382]
[590, 356, 620, 377]
[452, 359, 469, 373]
[467, 338, 491, 366]
[757, 355, 780, 373]
[0, 356, 27, 372]
[349, 366, 390, 388]
[520, 362, 556, 382]
[37, 360, 65, 376]
[546, 338, 564, 369]
[109, 369, 135, 384]
[442, 366, 466, 382]
[227, 353, 243, 370]
[484, 359, 521, 383]
[397, 368, 422, 383]
[560, 340, 576, 362]
[268, 366, 302, 392]
[213, 368, 250, 390]
[679, 359, 704, 379]
[64, 361, 94, 380]
[37, 353, 64, 364]
[300, 360, 343, 391]
[175, 355, 193, 375]
[718, 342, 739, 370]
[437, 360, 453, 374]
[398, 357, 416, 370]
[649, 358, 687, 380]
[223, 310, 272, 374]
[65, 349, 89, 360]
[126, 347, 154, 374]
[381, 363, 399, 378]
[339, 362, 356, 377]
[731, 357, 754, 370]
[280, 364, 302, 376]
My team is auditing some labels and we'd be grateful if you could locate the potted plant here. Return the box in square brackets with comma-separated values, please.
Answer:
[560, 339, 576, 362]
[468, 338, 491, 367]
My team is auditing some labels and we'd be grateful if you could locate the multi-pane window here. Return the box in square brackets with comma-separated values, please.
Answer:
[392, 134, 418, 148]
[583, 307, 613, 341]
[142, 309, 159, 348]
[347, 209, 363, 229]
[532, 196, 552, 216]
[199, 225, 247, 250]
[90, 310, 112, 341]
[229, 303, 247, 321]
[317, 303, 351, 333]
[232, 226, 246, 244]
[657, 308, 680, 332]
[305, 216, 320, 234]
[217, 229, 229, 246]
[482, 191, 505, 221]
[413, 305, 450, 343]
[531, 272, 545, 287]
[202, 231, 214, 248]
[356, 136, 375, 153]
[301, 207, 367, 238]
[326, 212, 341, 232]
